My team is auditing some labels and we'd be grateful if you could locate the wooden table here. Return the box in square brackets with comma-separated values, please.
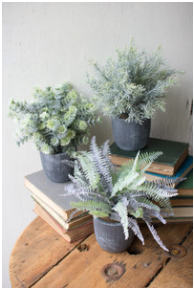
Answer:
[10, 217, 193, 288]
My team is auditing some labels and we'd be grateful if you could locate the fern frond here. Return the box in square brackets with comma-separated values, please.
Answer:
[137, 151, 163, 172]
[123, 191, 148, 198]
[160, 208, 174, 218]
[140, 181, 178, 200]
[154, 177, 185, 189]
[139, 151, 163, 164]
[70, 200, 111, 217]
[143, 208, 166, 224]
[90, 136, 113, 194]
[145, 221, 169, 251]
[126, 174, 146, 190]
[131, 151, 141, 172]
[67, 173, 93, 197]
[127, 198, 142, 213]
[64, 209, 81, 223]
[101, 139, 111, 157]
[156, 197, 172, 210]
[76, 152, 100, 189]
[111, 169, 139, 197]
[136, 197, 160, 213]
[113, 201, 129, 239]
[114, 159, 134, 180]
[128, 217, 145, 245]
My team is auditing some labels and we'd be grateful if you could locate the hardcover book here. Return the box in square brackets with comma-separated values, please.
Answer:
[32, 194, 92, 230]
[34, 203, 94, 243]
[170, 198, 193, 207]
[170, 206, 193, 218]
[25, 170, 82, 220]
[176, 170, 193, 197]
[144, 156, 193, 187]
[138, 207, 193, 224]
[109, 138, 188, 176]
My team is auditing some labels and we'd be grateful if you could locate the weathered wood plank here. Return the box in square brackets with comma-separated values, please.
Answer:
[31, 223, 192, 288]
[9, 217, 83, 288]
[149, 231, 193, 288]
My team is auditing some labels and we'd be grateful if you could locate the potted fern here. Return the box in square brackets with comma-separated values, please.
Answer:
[64, 136, 183, 253]
[87, 40, 179, 151]
[8, 83, 100, 183]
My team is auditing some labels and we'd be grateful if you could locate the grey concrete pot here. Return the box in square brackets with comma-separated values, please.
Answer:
[40, 151, 74, 183]
[93, 217, 134, 253]
[112, 117, 151, 151]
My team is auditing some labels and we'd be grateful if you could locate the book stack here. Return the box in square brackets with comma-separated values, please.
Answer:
[24, 170, 94, 243]
[109, 138, 193, 223]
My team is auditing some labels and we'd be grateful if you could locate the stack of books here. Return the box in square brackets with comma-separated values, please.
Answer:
[24, 171, 94, 243]
[109, 138, 193, 223]
[25, 138, 192, 242]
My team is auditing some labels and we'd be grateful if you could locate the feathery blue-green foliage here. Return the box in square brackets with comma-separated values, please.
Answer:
[8, 83, 101, 155]
[63, 136, 184, 251]
[87, 39, 180, 124]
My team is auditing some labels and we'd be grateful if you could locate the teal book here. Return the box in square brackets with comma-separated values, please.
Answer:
[145, 156, 193, 187]
[110, 138, 188, 176]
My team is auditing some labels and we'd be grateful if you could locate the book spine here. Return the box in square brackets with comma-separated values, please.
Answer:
[34, 203, 94, 243]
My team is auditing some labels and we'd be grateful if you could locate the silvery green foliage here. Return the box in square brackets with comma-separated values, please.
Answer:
[64, 136, 183, 251]
[8, 83, 101, 155]
[87, 40, 179, 123]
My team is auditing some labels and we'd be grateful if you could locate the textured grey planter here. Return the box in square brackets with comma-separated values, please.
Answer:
[112, 117, 151, 151]
[93, 217, 134, 253]
[40, 152, 74, 183]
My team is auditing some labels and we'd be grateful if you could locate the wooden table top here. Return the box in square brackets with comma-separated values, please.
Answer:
[10, 217, 193, 288]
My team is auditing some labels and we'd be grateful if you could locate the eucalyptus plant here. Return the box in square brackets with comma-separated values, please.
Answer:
[64, 136, 183, 251]
[8, 83, 100, 156]
[87, 39, 180, 124]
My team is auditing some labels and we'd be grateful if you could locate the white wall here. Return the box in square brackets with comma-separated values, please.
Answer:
[2, 3, 193, 287]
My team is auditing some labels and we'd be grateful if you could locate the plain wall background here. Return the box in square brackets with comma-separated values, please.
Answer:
[2, 3, 193, 287]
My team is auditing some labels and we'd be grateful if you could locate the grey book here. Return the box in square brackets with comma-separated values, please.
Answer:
[25, 170, 82, 220]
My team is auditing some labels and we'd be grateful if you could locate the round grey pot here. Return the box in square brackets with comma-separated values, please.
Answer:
[93, 217, 134, 253]
[40, 152, 74, 183]
[111, 117, 151, 151]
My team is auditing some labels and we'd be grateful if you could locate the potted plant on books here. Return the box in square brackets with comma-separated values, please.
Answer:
[87, 39, 180, 151]
[8, 83, 100, 183]
[63, 136, 183, 253]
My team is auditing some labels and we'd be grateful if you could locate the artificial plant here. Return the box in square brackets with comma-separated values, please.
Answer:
[8, 83, 100, 156]
[64, 136, 183, 251]
[87, 39, 180, 124]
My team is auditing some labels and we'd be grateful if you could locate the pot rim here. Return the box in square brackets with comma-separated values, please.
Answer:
[40, 151, 69, 157]
[94, 216, 122, 227]
[112, 116, 151, 123]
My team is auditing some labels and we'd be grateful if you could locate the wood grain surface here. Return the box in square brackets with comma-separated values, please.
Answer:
[9, 217, 193, 288]
[9, 217, 81, 288]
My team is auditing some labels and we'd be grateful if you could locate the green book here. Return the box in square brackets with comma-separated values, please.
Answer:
[110, 138, 188, 176]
